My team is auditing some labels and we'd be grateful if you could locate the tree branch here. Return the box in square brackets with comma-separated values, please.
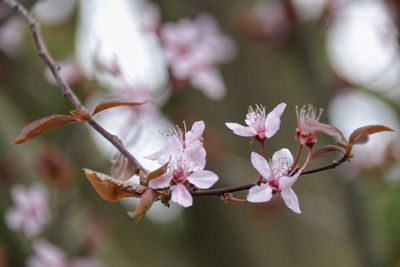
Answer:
[2, 0, 146, 175]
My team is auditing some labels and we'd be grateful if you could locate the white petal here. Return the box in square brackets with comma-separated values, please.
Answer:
[186, 120, 205, 142]
[148, 173, 173, 189]
[145, 149, 163, 161]
[188, 170, 219, 189]
[171, 184, 193, 207]
[247, 184, 273, 203]
[265, 103, 286, 138]
[190, 68, 226, 100]
[281, 188, 301, 214]
[271, 148, 293, 175]
[250, 152, 270, 179]
[279, 173, 300, 190]
[225, 122, 256, 137]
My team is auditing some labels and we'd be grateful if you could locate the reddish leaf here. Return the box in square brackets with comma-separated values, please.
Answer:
[127, 188, 157, 223]
[311, 145, 345, 159]
[92, 101, 144, 116]
[147, 162, 169, 182]
[349, 125, 395, 145]
[83, 169, 146, 202]
[13, 115, 78, 144]
[111, 154, 136, 181]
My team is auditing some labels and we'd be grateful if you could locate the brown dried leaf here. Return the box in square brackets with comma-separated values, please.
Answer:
[311, 145, 345, 160]
[349, 125, 395, 145]
[13, 115, 78, 144]
[111, 154, 136, 181]
[127, 188, 157, 224]
[83, 168, 146, 202]
[92, 101, 144, 116]
[147, 162, 169, 182]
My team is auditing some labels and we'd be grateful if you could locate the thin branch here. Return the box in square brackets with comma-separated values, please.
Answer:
[191, 183, 256, 197]
[300, 155, 348, 176]
[2, 0, 146, 175]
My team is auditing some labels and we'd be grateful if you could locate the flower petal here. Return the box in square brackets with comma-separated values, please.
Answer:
[186, 120, 205, 143]
[188, 170, 219, 189]
[251, 152, 270, 179]
[171, 184, 193, 207]
[265, 103, 286, 138]
[148, 172, 173, 189]
[247, 184, 273, 203]
[271, 148, 293, 176]
[225, 122, 256, 137]
[281, 188, 301, 214]
[279, 173, 300, 190]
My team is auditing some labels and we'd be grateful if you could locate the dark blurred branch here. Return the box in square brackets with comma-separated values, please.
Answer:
[1, 0, 146, 176]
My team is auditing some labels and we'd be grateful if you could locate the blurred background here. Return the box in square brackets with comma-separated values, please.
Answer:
[1, 0, 400, 266]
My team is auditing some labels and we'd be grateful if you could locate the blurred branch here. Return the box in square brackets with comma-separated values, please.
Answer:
[0, 0, 38, 25]
[1, 0, 147, 176]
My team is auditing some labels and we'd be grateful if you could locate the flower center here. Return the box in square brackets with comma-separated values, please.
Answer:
[172, 167, 188, 184]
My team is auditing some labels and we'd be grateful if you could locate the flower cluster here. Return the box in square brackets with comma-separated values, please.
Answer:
[147, 121, 219, 207]
[160, 14, 236, 100]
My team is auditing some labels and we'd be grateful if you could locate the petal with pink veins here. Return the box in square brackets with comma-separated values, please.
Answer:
[265, 103, 286, 138]
[247, 184, 273, 203]
[251, 152, 270, 179]
[149, 172, 173, 189]
[225, 122, 256, 137]
[188, 170, 219, 189]
[171, 183, 193, 207]
[281, 188, 301, 214]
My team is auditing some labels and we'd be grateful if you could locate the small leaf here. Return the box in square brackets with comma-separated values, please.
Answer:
[127, 188, 157, 223]
[83, 168, 146, 202]
[13, 115, 78, 144]
[92, 101, 144, 116]
[311, 145, 345, 159]
[111, 154, 136, 181]
[70, 109, 91, 121]
[349, 125, 395, 145]
[147, 162, 169, 182]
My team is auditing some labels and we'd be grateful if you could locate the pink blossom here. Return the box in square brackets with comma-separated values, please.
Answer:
[148, 121, 218, 207]
[160, 14, 235, 100]
[296, 105, 343, 146]
[5, 184, 50, 238]
[27, 240, 101, 267]
[45, 58, 82, 86]
[247, 150, 301, 214]
[0, 18, 24, 56]
[226, 103, 286, 141]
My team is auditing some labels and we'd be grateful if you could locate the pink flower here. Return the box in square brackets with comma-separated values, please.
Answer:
[148, 121, 218, 207]
[296, 105, 343, 146]
[147, 121, 206, 168]
[247, 149, 301, 214]
[45, 58, 82, 86]
[160, 14, 235, 100]
[226, 103, 286, 141]
[27, 240, 101, 267]
[5, 184, 50, 238]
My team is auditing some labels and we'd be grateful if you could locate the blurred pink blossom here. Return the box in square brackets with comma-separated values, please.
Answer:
[27, 240, 100, 267]
[226, 103, 286, 141]
[161, 14, 235, 100]
[247, 150, 301, 214]
[148, 121, 218, 207]
[0, 18, 24, 56]
[44, 58, 82, 86]
[5, 184, 50, 238]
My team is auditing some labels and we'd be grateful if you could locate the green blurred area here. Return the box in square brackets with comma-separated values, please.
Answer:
[1, 1, 400, 267]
